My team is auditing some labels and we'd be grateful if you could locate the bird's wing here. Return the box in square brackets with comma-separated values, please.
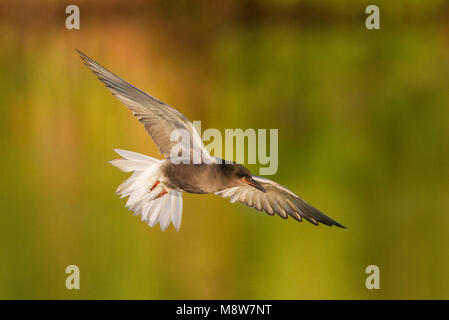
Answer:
[215, 175, 345, 228]
[77, 50, 213, 162]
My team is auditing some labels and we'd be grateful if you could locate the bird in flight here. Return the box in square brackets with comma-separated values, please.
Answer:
[77, 50, 345, 231]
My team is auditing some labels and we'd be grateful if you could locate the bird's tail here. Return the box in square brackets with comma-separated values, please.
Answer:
[109, 149, 183, 231]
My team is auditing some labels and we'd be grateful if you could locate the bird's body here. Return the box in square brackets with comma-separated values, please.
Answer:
[162, 161, 231, 194]
[78, 50, 345, 231]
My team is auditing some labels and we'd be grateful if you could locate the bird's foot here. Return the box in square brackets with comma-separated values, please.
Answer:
[150, 180, 160, 191]
[146, 180, 161, 194]
[156, 189, 168, 199]
[146, 180, 168, 200]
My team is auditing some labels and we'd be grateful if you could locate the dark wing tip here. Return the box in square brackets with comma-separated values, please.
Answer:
[314, 213, 346, 229]
[293, 198, 346, 229]
[325, 221, 346, 228]
[75, 48, 90, 58]
[317, 216, 346, 228]
[75, 49, 98, 71]
[333, 221, 347, 229]
[75, 48, 89, 60]
[308, 218, 346, 228]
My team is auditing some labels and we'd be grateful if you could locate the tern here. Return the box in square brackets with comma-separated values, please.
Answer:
[78, 50, 345, 231]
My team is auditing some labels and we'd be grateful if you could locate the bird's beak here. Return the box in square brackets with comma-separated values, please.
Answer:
[242, 177, 266, 192]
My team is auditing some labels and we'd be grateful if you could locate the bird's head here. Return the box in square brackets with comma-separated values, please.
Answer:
[230, 164, 266, 192]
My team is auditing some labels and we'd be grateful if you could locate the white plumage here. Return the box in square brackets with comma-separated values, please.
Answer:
[109, 149, 183, 231]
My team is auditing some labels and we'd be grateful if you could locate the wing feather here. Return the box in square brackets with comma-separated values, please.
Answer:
[77, 50, 213, 162]
[215, 176, 345, 228]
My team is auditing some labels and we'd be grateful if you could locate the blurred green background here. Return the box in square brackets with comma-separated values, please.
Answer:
[1, 0, 449, 299]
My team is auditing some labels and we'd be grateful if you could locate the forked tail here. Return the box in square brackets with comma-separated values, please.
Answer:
[109, 149, 183, 231]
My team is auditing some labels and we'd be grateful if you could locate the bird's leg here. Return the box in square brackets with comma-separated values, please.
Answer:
[146, 180, 162, 197]
[150, 180, 160, 191]
[146, 180, 168, 199]
[156, 189, 168, 199]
